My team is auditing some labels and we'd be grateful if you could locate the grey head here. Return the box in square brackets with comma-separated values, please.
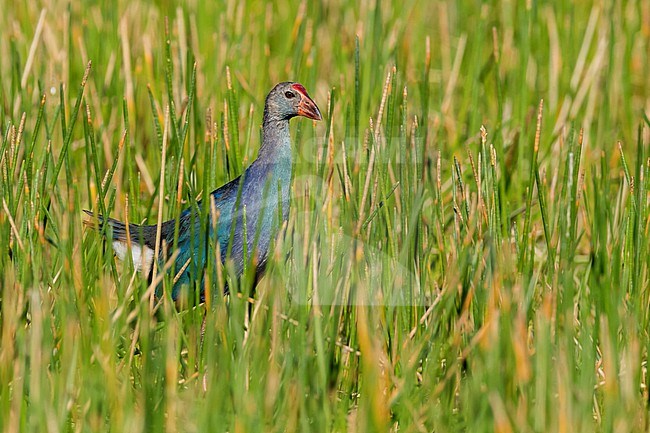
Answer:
[263, 82, 322, 123]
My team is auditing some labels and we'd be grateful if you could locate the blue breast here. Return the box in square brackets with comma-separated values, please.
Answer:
[167, 147, 292, 300]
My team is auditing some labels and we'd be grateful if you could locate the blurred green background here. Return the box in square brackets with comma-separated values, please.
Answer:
[1, 0, 650, 432]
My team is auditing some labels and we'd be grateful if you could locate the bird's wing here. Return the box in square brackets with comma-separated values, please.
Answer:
[84, 174, 243, 241]
[83, 172, 246, 283]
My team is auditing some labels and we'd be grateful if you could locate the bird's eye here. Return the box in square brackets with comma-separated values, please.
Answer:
[285, 91, 295, 99]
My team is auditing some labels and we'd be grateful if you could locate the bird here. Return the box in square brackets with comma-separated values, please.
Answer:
[85, 82, 322, 301]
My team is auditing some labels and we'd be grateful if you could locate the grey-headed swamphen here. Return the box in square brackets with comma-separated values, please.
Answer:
[85, 82, 322, 301]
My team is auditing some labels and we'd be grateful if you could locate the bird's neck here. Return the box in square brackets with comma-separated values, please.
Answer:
[245, 117, 293, 220]
[258, 118, 292, 165]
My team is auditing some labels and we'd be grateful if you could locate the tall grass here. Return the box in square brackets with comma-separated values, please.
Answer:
[1, 0, 650, 431]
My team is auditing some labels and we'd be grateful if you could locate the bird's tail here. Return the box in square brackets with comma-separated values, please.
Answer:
[83, 210, 156, 277]
[83, 210, 129, 241]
